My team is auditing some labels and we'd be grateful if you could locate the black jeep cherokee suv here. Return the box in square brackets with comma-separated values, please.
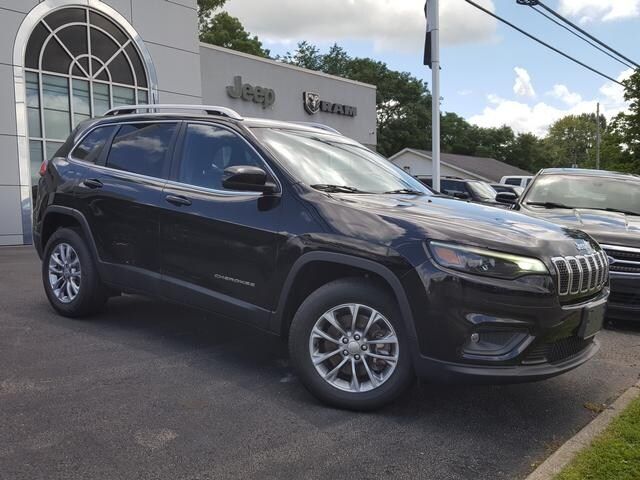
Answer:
[34, 105, 609, 410]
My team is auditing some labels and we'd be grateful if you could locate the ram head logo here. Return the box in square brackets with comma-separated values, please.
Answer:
[303, 91, 321, 115]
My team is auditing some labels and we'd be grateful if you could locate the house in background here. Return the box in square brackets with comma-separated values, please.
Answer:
[389, 148, 531, 183]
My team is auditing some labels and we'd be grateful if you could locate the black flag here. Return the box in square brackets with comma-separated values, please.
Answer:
[423, 0, 434, 68]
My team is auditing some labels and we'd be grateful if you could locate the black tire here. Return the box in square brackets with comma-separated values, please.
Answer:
[42, 227, 108, 318]
[289, 278, 414, 411]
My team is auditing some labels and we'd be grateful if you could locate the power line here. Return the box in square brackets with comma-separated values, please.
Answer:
[532, 1, 640, 69]
[528, 6, 634, 70]
[463, 0, 625, 86]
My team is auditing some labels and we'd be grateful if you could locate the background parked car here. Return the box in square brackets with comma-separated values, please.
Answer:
[515, 168, 640, 321]
[416, 176, 513, 207]
[500, 175, 533, 188]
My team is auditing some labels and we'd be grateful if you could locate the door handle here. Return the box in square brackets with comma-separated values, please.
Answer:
[165, 194, 192, 207]
[82, 178, 103, 189]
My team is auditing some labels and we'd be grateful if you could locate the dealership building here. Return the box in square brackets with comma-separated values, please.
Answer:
[0, 0, 377, 245]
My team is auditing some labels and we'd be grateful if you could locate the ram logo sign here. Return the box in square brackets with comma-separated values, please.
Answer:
[303, 91, 357, 117]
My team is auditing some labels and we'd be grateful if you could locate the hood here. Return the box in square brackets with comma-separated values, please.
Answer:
[520, 206, 640, 249]
[308, 192, 598, 259]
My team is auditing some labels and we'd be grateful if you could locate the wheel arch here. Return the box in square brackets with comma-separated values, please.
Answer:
[271, 252, 419, 355]
[40, 206, 99, 262]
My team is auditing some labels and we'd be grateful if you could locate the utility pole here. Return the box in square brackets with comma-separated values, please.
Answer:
[431, 0, 441, 192]
[596, 102, 601, 170]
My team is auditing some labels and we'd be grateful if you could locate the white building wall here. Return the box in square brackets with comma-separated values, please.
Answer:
[199, 44, 377, 147]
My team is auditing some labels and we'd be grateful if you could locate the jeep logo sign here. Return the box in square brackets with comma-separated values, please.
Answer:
[303, 91, 357, 117]
[226, 76, 275, 109]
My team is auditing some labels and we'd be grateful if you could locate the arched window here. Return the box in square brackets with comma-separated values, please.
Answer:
[24, 7, 151, 183]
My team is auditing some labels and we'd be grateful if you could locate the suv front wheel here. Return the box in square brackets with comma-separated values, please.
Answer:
[289, 278, 413, 410]
[42, 227, 108, 317]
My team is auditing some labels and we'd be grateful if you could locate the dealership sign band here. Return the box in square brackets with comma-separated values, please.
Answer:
[303, 91, 357, 117]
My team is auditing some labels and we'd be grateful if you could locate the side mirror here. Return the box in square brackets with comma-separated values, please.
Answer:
[222, 165, 276, 193]
[495, 191, 517, 204]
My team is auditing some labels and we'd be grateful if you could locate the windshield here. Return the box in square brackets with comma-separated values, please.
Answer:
[523, 174, 640, 215]
[251, 128, 431, 194]
[468, 181, 497, 201]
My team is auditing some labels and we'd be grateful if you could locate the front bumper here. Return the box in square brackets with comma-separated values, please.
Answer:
[607, 273, 640, 321]
[401, 261, 608, 383]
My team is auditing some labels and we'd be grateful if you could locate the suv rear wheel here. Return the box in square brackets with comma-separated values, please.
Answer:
[289, 278, 413, 410]
[42, 227, 108, 317]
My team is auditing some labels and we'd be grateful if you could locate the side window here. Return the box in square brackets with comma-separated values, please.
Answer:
[106, 123, 178, 178]
[70, 126, 115, 163]
[179, 123, 265, 190]
[505, 177, 520, 186]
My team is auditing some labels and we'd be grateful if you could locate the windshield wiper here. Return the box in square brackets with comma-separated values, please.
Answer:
[383, 188, 424, 195]
[310, 184, 368, 194]
[525, 201, 575, 209]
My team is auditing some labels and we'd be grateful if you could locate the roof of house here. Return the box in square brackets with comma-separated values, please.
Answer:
[388, 148, 532, 183]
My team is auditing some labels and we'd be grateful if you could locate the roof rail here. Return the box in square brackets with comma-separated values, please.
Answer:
[104, 104, 243, 120]
[289, 121, 341, 134]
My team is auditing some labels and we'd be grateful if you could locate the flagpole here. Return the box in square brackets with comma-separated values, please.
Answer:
[431, 0, 441, 193]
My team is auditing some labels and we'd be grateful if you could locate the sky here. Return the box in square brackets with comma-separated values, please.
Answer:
[222, 0, 639, 137]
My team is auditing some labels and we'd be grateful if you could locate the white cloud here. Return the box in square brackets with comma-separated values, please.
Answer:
[513, 67, 535, 97]
[558, 0, 640, 22]
[548, 84, 582, 105]
[224, 0, 498, 51]
[469, 69, 633, 137]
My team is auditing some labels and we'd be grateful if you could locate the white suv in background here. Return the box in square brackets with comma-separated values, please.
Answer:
[500, 175, 533, 187]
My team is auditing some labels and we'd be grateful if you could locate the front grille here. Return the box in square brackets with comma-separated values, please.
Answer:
[602, 245, 640, 275]
[551, 251, 609, 296]
[522, 336, 594, 365]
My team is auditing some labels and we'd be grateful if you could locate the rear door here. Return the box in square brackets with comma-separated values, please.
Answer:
[159, 122, 284, 328]
[73, 120, 179, 292]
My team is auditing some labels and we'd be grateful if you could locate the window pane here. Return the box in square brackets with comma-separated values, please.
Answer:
[72, 79, 91, 127]
[106, 123, 177, 178]
[89, 11, 128, 45]
[56, 25, 88, 58]
[42, 74, 70, 140]
[179, 124, 264, 190]
[112, 86, 135, 107]
[108, 52, 134, 85]
[26, 72, 41, 138]
[93, 83, 110, 116]
[46, 141, 64, 160]
[44, 8, 86, 31]
[90, 28, 119, 63]
[71, 126, 115, 163]
[41, 38, 72, 74]
[25, 23, 49, 69]
[29, 140, 43, 185]
[138, 90, 148, 104]
[126, 44, 148, 87]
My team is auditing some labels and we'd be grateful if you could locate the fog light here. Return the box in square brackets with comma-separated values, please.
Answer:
[463, 330, 529, 358]
[470, 333, 480, 343]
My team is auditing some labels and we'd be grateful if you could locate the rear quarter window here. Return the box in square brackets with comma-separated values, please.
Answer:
[105, 122, 178, 178]
[70, 126, 116, 163]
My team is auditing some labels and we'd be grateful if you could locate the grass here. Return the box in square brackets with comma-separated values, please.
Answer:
[555, 395, 640, 480]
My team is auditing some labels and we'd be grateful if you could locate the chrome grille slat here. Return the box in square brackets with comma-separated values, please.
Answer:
[551, 251, 608, 297]
[602, 244, 640, 275]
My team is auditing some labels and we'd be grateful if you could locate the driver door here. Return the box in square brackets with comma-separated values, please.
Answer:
[159, 122, 284, 329]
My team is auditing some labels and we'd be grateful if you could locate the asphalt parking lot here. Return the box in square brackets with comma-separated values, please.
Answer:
[1, 246, 639, 480]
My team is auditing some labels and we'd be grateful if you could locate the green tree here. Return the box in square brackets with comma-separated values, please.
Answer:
[606, 69, 640, 173]
[197, 0, 226, 32]
[200, 11, 270, 58]
[544, 113, 604, 168]
[507, 133, 549, 172]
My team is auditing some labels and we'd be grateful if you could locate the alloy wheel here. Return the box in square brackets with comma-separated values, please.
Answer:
[48, 243, 81, 304]
[308, 303, 399, 393]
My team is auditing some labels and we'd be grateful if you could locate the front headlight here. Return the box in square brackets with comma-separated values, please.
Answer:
[429, 241, 549, 280]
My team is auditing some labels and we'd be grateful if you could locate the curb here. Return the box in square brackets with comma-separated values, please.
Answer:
[525, 380, 640, 480]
